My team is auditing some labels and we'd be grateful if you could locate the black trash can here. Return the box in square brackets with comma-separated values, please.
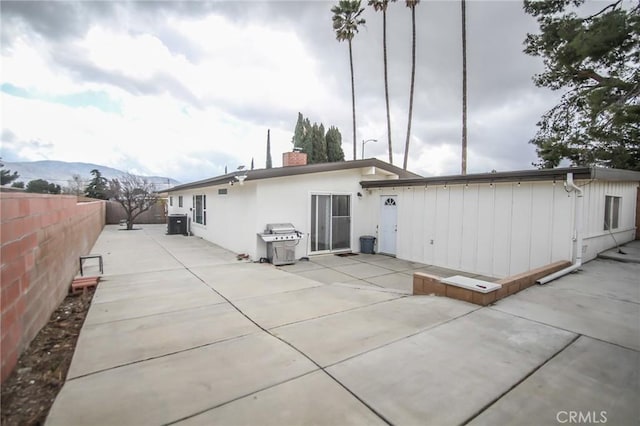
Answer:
[360, 235, 376, 254]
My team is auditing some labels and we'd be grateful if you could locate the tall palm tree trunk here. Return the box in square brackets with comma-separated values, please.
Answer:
[461, 0, 468, 175]
[383, 9, 393, 164]
[403, 5, 416, 170]
[349, 39, 357, 161]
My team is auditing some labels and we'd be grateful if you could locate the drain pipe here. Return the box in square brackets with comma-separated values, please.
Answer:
[537, 172, 584, 285]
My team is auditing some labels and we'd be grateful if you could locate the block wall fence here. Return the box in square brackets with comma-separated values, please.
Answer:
[0, 193, 106, 382]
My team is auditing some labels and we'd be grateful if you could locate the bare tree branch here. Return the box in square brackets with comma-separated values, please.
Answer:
[108, 173, 159, 230]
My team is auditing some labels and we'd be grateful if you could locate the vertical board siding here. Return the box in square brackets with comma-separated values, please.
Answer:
[392, 178, 636, 278]
[422, 187, 436, 264]
[510, 183, 533, 275]
[411, 188, 425, 262]
[492, 184, 513, 277]
[433, 186, 449, 267]
[475, 185, 496, 276]
[446, 187, 464, 269]
[581, 180, 638, 260]
[529, 184, 554, 269]
[460, 185, 479, 273]
[550, 183, 573, 262]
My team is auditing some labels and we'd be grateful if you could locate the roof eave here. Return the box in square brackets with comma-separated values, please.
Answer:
[167, 159, 421, 193]
[360, 167, 596, 188]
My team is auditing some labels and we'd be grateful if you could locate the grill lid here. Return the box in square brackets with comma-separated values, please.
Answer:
[266, 223, 296, 234]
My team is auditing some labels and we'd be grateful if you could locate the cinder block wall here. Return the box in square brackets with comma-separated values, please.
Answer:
[0, 193, 105, 382]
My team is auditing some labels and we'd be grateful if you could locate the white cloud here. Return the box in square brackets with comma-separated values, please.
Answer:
[1, 1, 568, 183]
[82, 27, 187, 80]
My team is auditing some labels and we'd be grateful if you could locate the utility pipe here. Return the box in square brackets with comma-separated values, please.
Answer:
[537, 172, 584, 285]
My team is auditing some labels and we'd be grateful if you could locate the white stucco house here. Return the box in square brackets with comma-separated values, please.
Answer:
[167, 157, 640, 279]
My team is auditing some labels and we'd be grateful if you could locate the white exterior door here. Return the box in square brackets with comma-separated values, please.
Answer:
[379, 196, 397, 255]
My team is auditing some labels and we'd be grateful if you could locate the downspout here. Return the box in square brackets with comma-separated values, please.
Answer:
[537, 172, 584, 285]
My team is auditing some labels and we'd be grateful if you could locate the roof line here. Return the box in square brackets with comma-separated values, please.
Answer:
[360, 166, 640, 188]
[168, 158, 420, 192]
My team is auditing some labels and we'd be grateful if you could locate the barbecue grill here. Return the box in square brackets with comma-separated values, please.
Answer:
[258, 223, 303, 265]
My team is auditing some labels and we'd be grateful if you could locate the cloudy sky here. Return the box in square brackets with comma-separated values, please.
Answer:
[1, 0, 568, 183]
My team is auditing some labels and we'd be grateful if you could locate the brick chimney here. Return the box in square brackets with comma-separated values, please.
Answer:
[283, 150, 307, 167]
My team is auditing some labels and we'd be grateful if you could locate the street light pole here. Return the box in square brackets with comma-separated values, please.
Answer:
[362, 139, 377, 159]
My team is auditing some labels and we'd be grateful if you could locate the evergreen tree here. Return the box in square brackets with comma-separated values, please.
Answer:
[0, 168, 20, 186]
[298, 117, 313, 158]
[326, 126, 346, 162]
[292, 112, 306, 148]
[25, 179, 61, 194]
[291, 113, 346, 164]
[266, 129, 273, 169]
[524, 0, 639, 170]
[84, 169, 109, 200]
[311, 123, 328, 163]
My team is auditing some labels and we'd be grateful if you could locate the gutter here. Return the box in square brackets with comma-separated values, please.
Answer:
[537, 172, 584, 285]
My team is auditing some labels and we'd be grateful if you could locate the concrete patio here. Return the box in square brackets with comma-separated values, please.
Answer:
[46, 225, 639, 425]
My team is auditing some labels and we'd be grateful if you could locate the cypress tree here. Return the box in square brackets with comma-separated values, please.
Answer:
[326, 126, 345, 162]
[312, 123, 328, 163]
[266, 129, 273, 169]
[292, 112, 305, 149]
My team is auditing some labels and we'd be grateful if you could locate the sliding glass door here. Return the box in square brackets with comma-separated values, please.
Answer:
[311, 194, 351, 253]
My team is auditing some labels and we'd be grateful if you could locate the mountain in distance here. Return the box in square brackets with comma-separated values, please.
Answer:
[1, 160, 180, 191]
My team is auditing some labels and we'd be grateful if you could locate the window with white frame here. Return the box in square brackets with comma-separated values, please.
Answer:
[604, 195, 621, 230]
[193, 195, 206, 225]
[169, 196, 173, 206]
[178, 195, 183, 207]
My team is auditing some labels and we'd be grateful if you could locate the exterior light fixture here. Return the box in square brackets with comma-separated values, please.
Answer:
[362, 139, 378, 159]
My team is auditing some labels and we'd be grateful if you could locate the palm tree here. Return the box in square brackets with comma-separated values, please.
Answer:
[369, 0, 396, 164]
[332, 0, 366, 161]
[403, 0, 420, 170]
[461, 0, 468, 175]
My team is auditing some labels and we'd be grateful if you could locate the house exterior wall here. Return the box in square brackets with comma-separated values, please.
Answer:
[255, 169, 380, 260]
[169, 183, 258, 257]
[363, 178, 638, 278]
[168, 168, 637, 278]
[364, 182, 572, 278]
[167, 167, 394, 260]
[581, 180, 638, 260]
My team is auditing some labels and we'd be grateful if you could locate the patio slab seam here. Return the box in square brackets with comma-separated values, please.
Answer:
[152, 244, 397, 425]
[323, 266, 396, 281]
[199, 280, 329, 302]
[460, 333, 581, 425]
[191, 273, 395, 425]
[531, 284, 640, 306]
[93, 266, 188, 280]
[333, 281, 410, 295]
[66, 330, 263, 381]
[84, 300, 228, 326]
[487, 306, 640, 353]
[164, 370, 326, 425]
[266, 294, 411, 331]
[319, 304, 483, 369]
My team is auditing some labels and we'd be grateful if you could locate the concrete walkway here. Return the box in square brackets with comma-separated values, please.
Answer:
[46, 225, 640, 425]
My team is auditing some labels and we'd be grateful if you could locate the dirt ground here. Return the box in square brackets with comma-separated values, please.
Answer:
[1, 288, 95, 426]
